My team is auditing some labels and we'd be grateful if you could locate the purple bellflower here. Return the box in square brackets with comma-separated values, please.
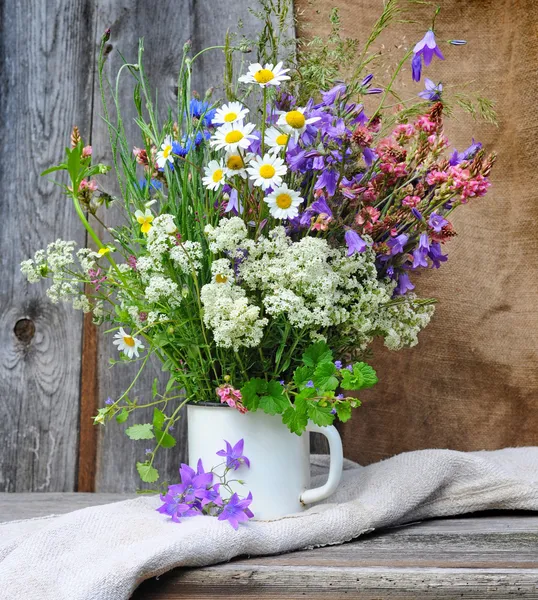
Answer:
[412, 30, 444, 81]
[216, 439, 251, 470]
[217, 492, 254, 530]
[428, 242, 448, 268]
[387, 234, 409, 255]
[395, 272, 415, 295]
[449, 139, 483, 165]
[345, 230, 368, 255]
[418, 78, 443, 101]
[224, 189, 243, 215]
[428, 212, 448, 232]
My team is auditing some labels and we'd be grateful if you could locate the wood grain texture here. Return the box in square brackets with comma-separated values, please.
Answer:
[89, 0, 296, 492]
[0, 0, 95, 491]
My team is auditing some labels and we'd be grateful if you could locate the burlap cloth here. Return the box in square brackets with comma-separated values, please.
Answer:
[296, 0, 538, 462]
[1, 448, 537, 599]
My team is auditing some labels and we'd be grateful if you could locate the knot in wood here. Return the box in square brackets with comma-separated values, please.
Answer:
[14, 318, 35, 344]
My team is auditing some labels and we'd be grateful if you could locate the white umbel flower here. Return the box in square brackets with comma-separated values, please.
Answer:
[264, 184, 304, 220]
[213, 101, 249, 125]
[238, 62, 290, 88]
[202, 160, 226, 190]
[113, 327, 144, 359]
[277, 108, 320, 139]
[264, 127, 290, 154]
[156, 135, 174, 169]
[210, 122, 256, 153]
[247, 153, 287, 191]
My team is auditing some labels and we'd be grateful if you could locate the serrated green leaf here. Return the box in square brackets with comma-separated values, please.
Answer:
[306, 402, 335, 427]
[125, 423, 154, 440]
[115, 408, 129, 424]
[293, 365, 313, 388]
[153, 408, 165, 432]
[155, 429, 176, 448]
[282, 405, 309, 435]
[302, 341, 333, 368]
[313, 362, 339, 391]
[136, 462, 159, 483]
[335, 401, 352, 422]
[241, 378, 267, 411]
[341, 362, 378, 390]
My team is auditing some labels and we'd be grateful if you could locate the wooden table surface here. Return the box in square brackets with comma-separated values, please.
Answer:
[2, 494, 538, 599]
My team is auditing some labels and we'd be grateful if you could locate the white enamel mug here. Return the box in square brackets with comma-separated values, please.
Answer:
[187, 403, 344, 520]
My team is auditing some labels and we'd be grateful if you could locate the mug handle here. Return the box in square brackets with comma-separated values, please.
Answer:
[300, 423, 344, 505]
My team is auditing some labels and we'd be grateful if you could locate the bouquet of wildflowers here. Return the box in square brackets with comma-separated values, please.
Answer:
[21, 1, 495, 484]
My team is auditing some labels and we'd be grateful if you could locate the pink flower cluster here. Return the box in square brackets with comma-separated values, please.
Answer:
[216, 384, 247, 413]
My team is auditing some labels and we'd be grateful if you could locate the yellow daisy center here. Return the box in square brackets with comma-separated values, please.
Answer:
[227, 155, 244, 170]
[215, 274, 228, 284]
[162, 144, 172, 158]
[212, 169, 223, 183]
[276, 193, 293, 209]
[225, 130, 244, 144]
[276, 133, 289, 146]
[254, 69, 275, 84]
[259, 164, 276, 179]
[285, 110, 306, 129]
[224, 112, 237, 122]
[123, 336, 135, 347]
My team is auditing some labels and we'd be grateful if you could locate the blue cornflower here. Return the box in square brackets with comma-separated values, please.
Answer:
[418, 78, 443, 102]
[188, 98, 216, 126]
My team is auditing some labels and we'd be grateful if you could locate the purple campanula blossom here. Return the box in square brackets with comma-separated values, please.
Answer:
[312, 155, 325, 170]
[395, 272, 415, 295]
[411, 208, 423, 221]
[418, 78, 443, 101]
[418, 232, 431, 251]
[334, 361, 343, 369]
[412, 248, 429, 269]
[287, 147, 309, 172]
[428, 242, 448, 268]
[105, 397, 113, 405]
[218, 492, 254, 529]
[361, 74, 373, 87]
[414, 30, 445, 66]
[198, 483, 223, 508]
[449, 139, 483, 165]
[174, 460, 214, 503]
[216, 439, 250, 470]
[387, 234, 409, 255]
[362, 147, 376, 166]
[360, 74, 382, 94]
[411, 53, 422, 82]
[321, 83, 347, 106]
[314, 170, 339, 197]
[224, 189, 243, 215]
[156, 491, 199, 523]
[428, 212, 448, 232]
[386, 266, 395, 279]
[311, 195, 333, 218]
[345, 230, 368, 255]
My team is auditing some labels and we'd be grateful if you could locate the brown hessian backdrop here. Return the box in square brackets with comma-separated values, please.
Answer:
[1, 0, 536, 493]
[296, 0, 538, 463]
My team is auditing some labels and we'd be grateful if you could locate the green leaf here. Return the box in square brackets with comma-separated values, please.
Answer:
[241, 378, 267, 411]
[313, 362, 339, 391]
[152, 378, 158, 399]
[40, 164, 66, 176]
[341, 362, 378, 390]
[153, 408, 165, 432]
[125, 423, 154, 440]
[155, 429, 176, 448]
[282, 406, 309, 435]
[136, 462, 159, 483]
[335, 401, 352, 422]
[115, 408, 129, 424]
[293, 365, 313, 388]
[259, 381, 288, 415]
[306, 402, 335, 427]
[302, 341, 333, 368]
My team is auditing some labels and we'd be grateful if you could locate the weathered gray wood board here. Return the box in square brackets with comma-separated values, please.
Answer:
[2, 495, 536, 599]
[0, 0, 95, 492]
[0, 0, 301, 493]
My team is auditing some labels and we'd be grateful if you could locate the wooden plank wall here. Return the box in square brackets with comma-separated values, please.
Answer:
[0, 0, 301, 493]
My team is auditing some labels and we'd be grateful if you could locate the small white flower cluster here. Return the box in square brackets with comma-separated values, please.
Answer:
[201, 220, 434, 350]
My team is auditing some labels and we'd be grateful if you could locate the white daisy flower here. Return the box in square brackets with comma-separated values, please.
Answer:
[264, 127, 290, 154]
[113, 327, 144, 359]
[210, 122, 256, 153]
[202, 160, 226, 190]
[224, 151, 252, 179]
[238, 61, 290, 88]
[246, 154, 287, 191]
[264, 184, 304, 220]
[213, 101, 249, 125]
[156, 135, 174, 169]
[277, 107, 320, 139]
